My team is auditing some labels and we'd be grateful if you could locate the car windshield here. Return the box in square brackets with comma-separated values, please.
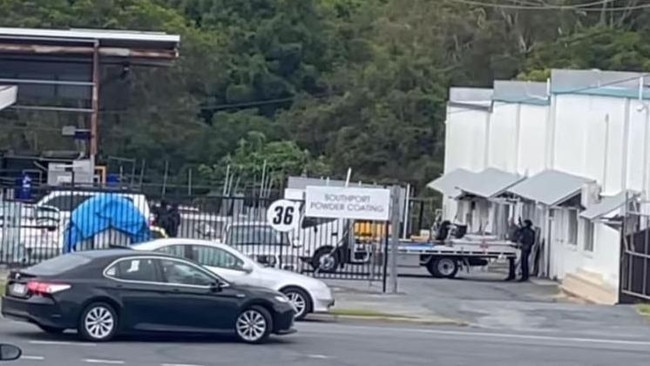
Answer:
[23, 254, 91, 276]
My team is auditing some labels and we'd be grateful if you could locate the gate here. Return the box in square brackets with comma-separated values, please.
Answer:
[0, 184, 391, 283]
[620, 201, 650, 303]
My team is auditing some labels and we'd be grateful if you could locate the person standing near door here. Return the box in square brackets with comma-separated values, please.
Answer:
[517, 219, 536, 282]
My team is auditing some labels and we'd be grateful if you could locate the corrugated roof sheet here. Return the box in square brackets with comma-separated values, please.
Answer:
[426, 169, 477, 198]
[507, 170, 594, 206]
[492, 80, 549, 106]
[456, 168, 524, 198]
[580, 191, 637, 221]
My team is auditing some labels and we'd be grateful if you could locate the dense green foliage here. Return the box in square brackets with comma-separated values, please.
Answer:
[2, 0, 650, 192]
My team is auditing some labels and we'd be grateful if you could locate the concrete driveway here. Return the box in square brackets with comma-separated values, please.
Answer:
[324, 268, 650, 338]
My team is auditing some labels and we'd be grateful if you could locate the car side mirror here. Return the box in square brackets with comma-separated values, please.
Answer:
[0, 344, 21, 361]
[210, 282, 224, 292]
[241, 262, 254, 273]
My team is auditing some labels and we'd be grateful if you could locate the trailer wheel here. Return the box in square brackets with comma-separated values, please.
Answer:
[311, 247, 340, 273]
[431, 257, 458, 279]
[425, 261, 443, 278]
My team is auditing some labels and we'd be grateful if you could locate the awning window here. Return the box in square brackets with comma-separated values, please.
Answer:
[507, 170, 594, 206]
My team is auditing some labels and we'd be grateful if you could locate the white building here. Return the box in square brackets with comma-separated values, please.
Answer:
[430, 71, 649, 304]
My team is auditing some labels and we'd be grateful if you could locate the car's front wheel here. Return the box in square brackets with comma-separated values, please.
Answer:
[78, 302, 118, 342]
[235, 306, 273, 344]
[281, 287, 312, 321]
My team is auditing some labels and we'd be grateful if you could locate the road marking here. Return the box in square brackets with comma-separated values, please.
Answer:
[307, 354, 331, 359]
[304, 324, 650, 347]
[83, 359, 125, 364]
[21, 356, 45, 361]
[29, 340, 96, 347]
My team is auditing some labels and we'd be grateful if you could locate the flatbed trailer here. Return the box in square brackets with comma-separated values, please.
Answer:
[397, 239, 518, 279]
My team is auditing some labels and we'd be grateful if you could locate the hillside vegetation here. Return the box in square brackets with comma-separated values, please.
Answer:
[2, 0, 650, 192]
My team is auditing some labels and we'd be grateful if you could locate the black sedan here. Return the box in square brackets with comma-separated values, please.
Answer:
[1, 249, 296, 343]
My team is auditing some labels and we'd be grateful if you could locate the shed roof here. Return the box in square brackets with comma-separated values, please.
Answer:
[426, 168, 478, 198]
[580, 191, 638, 221]
[507, 170, 594, 206]
[455, 168, 524, 199]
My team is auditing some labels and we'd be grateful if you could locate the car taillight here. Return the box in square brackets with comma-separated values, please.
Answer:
[27, 281, 71, 295]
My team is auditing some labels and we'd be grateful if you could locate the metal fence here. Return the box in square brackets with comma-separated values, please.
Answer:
[620, 200, 650, 303]
[1, 184, 394, 282]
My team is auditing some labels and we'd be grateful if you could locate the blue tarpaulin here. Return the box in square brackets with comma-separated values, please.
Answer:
[63, 193, 151, 253]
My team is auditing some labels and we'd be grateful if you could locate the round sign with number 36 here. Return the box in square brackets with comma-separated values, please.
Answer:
[266, 199, 301, 232]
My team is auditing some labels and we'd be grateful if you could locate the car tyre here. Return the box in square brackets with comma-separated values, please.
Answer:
[235, 305, 273, 344]
[281, 287, 312, 321]
[38, 325, 64, 335]
[431, 257, 459, 279]
[311, 247, 340, 273]
[78, 302, 118, 342]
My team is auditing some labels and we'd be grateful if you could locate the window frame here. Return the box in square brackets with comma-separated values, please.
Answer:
[103, 257, 163, 284]
[189, 244, 246, 272]
[581, 218, 595, 252]
[158, 257, 224, 288]
[154, 244, 192, 260]
[567, 209, 579, 245]
[103, 255, 229, 289]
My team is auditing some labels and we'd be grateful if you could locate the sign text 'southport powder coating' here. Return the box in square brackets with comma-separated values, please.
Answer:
[304, 186, 391, 221]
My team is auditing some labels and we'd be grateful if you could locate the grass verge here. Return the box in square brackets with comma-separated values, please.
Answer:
[319, 308, 468, 326]
[330, 308, 414, 319]
[637, 304, 650, 321]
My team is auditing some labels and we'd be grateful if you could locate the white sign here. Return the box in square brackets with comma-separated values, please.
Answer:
[266, 199, 301, 232]
[305, 186, 391, 221]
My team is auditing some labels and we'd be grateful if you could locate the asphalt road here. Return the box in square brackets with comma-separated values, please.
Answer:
[1, 318, 650, 366]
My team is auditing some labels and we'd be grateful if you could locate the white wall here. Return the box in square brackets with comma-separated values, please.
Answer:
[487, 103, 518, 171]
[517, 105, 548, 176]
[547, 93, 650, 290]
[444, 105, 490, 174]
[443, 105, 491, 223]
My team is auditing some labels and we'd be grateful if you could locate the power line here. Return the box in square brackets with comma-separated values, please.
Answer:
[446, 0, 650, 11]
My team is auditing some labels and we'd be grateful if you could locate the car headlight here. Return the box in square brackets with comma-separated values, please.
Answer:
[275, 295, 290, 303]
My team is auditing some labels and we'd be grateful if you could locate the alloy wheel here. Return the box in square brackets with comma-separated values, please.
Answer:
[84, 306, 115, 340]
[286, 291, 307, 318]
[236, 310, 267, 342]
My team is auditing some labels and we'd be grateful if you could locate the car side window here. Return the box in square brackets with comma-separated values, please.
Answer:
[155, 245, 187, 259]
[105, 258, 159, 283]
[43, 194, 92, 211]
[159, 259, 215, 287]
[192, 245, 244, 271]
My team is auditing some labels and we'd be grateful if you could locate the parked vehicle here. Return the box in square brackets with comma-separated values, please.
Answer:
[220, 222, 302, 271]
[131, 238, 335, 320]
[1, 249, 296, 343]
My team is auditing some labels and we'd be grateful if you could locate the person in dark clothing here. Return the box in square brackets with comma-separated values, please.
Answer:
[166, 203, 181, 238]
[153, 200, 168, 227]
[517, 219, 536, 282]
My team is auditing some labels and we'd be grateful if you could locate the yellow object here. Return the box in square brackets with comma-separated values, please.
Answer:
[150, 225, 168, 239]
[354, 221, 390, 241]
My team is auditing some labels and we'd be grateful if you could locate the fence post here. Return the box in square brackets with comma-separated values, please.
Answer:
[389, 185, 400, 294]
